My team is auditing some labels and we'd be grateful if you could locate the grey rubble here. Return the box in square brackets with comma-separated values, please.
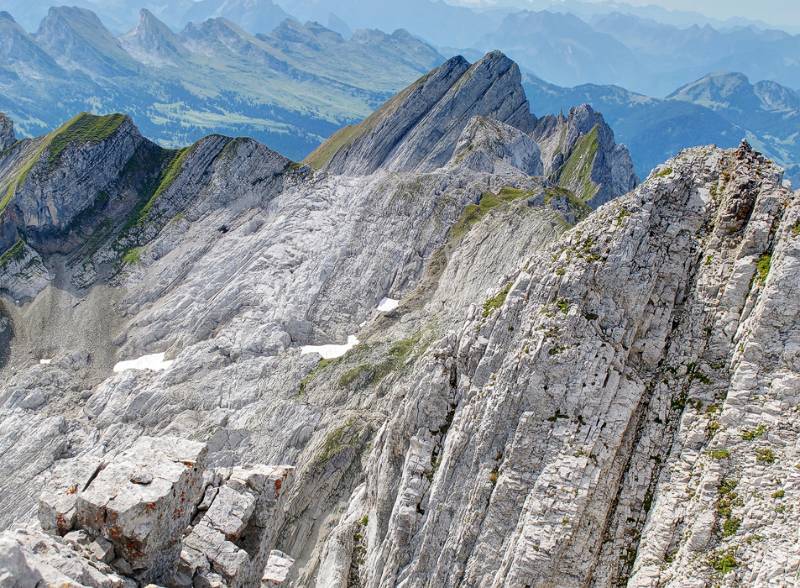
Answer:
[0, 49, 797, 587]
[1, 435, 294, 586]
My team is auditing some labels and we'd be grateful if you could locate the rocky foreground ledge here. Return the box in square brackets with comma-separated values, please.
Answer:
[0, 436, 294, 586]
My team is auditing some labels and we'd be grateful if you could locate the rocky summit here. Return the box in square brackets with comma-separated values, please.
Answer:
[0, 50, 797, 588]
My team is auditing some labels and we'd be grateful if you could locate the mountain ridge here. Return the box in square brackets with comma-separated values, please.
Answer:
[524, 70, 800, 184]
[0, 6, 447, 159]
[0, 45, 798, 587]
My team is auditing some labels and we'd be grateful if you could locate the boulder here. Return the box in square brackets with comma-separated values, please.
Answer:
[75, 436, 207, 581]
[178, 465, 295, 588]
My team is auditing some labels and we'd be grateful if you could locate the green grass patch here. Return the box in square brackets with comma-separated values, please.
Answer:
[755, 447, 776, 464]
[721, 517, 740, 537]
[0, 139, 51, 216]
[122, 247, 143, 265]
[338, 363, 375, 388]
[0, 239, 25, 269]
[708, 449, 730, 460]
[558, 125, 599, 202]
[304, 124, 365, 170]
[450, 187, 533, 242]
[312, 417, 367, 467]
[46, 113, 126, 167]
[298, 358, 335, 395]
[709, 549, 737, 575]
[316, 421, 353, 464]
[655, 167, 673, 178]
[482, 282, 513, 318]
[771, 489, 785, 499]
[755, 253, 771, 285]
[687, 362, 712, 385]
[717, 478, 739, 519]
[337, 332, 423, 390]
[615, 206, 631, 224]
[741, 424, 766, 441]
[303, 69, 435, 170]
[792, 220, 800, 236]
[544, 186, 592, 221]
[135, 146, 192, 223]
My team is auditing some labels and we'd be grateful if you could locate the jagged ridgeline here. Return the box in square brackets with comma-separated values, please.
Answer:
[0, 6, 448, 158]
[0, 51, 798, 588]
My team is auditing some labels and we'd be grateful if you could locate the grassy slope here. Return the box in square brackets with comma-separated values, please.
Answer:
[558, 125, 599, 202]
[0, 113, 126, 216]
[0, 238, 24, 269]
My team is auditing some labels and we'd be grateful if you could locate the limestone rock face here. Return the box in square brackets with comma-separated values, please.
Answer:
[318, 51, 536, 175]
[0, 113, 148, 254]
[1, 436, 292, 587]
[0, 114, 14, 152]
[0, 53, 797, 588]
[75, 437, 207, 579]
[533, 103, 638, 207]
[179, 465, 294, 587]
[448, 115, 543, 176]
[120, 8, 187, 67]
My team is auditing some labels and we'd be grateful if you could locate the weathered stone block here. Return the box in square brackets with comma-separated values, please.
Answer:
[75, 436, 207, 582]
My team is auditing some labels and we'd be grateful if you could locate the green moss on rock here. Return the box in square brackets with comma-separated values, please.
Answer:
[482, 282, 512, 318]
[0, 239, 25, 269]
[47, 113, 127, 167]
[558, 125, 599, 202]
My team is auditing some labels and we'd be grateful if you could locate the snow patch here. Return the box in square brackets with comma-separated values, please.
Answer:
[301, 335, 359, 359]
[113, 352, 174, 373]
[377, 297, 400, 312]
[39, 359, 52, 365]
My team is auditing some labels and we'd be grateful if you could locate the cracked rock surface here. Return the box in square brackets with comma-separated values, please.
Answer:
[0, 49, 796, 587]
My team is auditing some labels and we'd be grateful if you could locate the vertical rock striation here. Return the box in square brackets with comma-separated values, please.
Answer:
[533, 104, 638, 207]
[0, 114, 15, 152]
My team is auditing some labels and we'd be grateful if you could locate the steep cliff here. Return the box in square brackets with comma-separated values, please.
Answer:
[533, 104, 638, 207]
[0, 114, 14, 152]
[307, 51, 535, 175]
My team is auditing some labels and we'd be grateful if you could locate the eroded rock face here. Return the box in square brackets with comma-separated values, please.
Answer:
[1, 436, 293, 586]
[449, 115, 543, 176]
[0, 113, 147, 254]
[0, 55, 796, 588]
[316, 142, 798, 587]
[0, 114, 14, 152]
[75, 437, 207, 579]
[179, 465, 294, 587]
[320, 51, 536, 175]
[533, 103, 638, 207]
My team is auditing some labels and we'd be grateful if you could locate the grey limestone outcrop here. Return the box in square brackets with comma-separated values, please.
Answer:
[323, 51, 536, 175]
[533, 103, 638, 207]
[0, 114, 14, 152]
[0, 50, 795, 587]
[1, 436, 293, 586]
